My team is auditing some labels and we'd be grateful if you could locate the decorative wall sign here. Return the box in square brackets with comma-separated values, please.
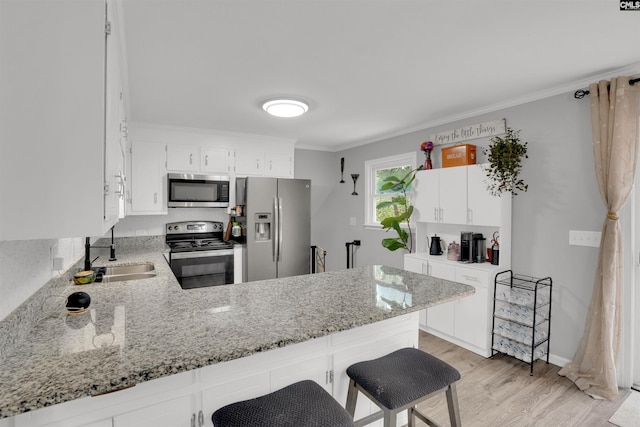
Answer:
[430, 119, 506, 145]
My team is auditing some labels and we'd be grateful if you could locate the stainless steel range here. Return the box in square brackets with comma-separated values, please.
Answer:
[165, 221, 235, 289]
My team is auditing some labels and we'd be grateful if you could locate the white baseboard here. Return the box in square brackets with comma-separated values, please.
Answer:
[420, 325, 572, 368]
[548, 353, 571, 368]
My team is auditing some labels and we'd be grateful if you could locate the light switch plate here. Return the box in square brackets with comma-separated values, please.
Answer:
[569, 230, 601, 248]
[350, 217, 357, 226]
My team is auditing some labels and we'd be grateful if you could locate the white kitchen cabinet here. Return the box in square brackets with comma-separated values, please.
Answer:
[404, 253, 495, 357]
[167, 144, 200, 172]
[113, 395, 196, 427]
[414, 164, 506, 226]
[454, 267, 490, 351]
[0, 0, 127, 240]
[234, 148, 293, 178]
[423, 259, 456, 337]
[104, 1, 127, 227]
[130, 140, 167, 215]
[264, 152, 293, 177]
[234, 149, 262, 176]
[467, 164, 503, 226]
[201, 147, 230, 174]
[413, 168, 466, 224]
[200, 371, 270, 427]
[167, 143, 231, 174]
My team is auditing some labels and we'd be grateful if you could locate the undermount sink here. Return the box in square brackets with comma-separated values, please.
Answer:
[94, 263, 156, 283]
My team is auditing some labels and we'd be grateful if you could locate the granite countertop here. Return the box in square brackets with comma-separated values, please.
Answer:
[0, 250, 474, 419]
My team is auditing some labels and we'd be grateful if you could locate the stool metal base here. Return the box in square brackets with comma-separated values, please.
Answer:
[346, 378, 461, 427]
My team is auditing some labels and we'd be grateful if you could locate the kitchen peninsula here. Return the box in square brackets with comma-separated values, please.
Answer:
[0, 251, 474, 427]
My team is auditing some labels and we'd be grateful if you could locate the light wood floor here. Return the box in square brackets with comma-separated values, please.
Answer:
[415, 331, 631, 427]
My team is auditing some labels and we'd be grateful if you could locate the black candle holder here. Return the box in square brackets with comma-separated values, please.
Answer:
[340, 157, 345, 183]
[351, 174, 359, 195]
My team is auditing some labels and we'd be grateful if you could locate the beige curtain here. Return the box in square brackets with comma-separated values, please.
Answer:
[559, 77, 640, 399]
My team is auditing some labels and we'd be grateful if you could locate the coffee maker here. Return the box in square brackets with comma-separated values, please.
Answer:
[460, 232, 473, 262]
[472, 233, 486, 263]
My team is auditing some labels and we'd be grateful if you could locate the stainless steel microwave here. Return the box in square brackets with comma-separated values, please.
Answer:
[167, 173, 230, 208]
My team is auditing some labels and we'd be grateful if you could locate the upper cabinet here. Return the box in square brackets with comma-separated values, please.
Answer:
[129, 140, 167, 215]
[234, 147, 293, 178]
[0, 0, 127, 240]
[413, 164, 506, 227]
[167, 144, 200, 172]
[128, 124, 295, 213]
[466, 165, 503, 226]
[201, 146, 231, 173]
[166, 143, 231, 174]
[414, 168, 466, 224]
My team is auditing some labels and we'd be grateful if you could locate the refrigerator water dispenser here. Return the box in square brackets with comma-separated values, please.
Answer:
[254, 213, 271, 241]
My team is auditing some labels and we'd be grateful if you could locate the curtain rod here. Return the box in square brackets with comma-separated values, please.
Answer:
[574, 77, 640, 99]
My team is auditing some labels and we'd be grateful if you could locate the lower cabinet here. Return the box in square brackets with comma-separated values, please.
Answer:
[404, 253, 495, 357]
[113, 395, 196, 427]
[8, 314, 419, 427]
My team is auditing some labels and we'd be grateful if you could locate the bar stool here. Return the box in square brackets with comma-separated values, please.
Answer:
[212, 380, 355, 427]
[345, 347, 461, 427]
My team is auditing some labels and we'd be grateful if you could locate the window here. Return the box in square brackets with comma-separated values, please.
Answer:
[364, 152, 418, 228]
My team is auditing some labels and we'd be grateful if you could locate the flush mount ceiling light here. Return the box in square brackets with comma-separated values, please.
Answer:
[262, 99, 309, 118]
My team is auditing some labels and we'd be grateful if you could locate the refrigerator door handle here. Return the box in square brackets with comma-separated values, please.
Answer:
[277, 197, 283, 262]
[273, 197, 279, 262]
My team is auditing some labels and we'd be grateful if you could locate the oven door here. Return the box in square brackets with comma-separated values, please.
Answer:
[169, 249, 234, 289]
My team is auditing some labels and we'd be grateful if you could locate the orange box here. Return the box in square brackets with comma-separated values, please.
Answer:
[441, 144, 476, 168]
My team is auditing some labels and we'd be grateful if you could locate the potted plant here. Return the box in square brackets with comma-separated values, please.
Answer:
[378, 166, 422, 253]
[484, 128, 529, 196]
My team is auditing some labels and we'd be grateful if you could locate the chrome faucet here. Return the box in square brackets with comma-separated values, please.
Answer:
[84, 226, 117, 271]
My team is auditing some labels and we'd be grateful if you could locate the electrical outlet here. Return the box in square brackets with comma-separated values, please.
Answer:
[350, 217, 356, 226]
[569, 230, 601, 248]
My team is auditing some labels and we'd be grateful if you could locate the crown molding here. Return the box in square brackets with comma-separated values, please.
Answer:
[331, 62, 640, 153]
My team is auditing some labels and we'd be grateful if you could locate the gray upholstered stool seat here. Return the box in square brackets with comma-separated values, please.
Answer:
[212, 379, 355, 427]
[346, 347, 461, 427]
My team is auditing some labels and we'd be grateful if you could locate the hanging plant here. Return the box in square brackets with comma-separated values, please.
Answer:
[483, 128, 529, 196]
[377, 166, 422, 253]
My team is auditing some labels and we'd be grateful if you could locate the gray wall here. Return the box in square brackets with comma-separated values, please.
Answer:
[296, 90, 602, 362]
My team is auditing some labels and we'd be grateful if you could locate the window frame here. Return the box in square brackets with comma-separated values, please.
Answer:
[364, 152, 418, 229]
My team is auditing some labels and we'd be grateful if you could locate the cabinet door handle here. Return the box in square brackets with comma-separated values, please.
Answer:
[257, 158, 260, 170]
[189, 153, 193, 165]
[205, 155, 209, 166]
[462, 274, 479, 282]
[198, 410, 204, 426]
[154, 192, 158, 204]
[439, 208, 443, 223]
[270, 160, 273, 170]
[468, 208, 473, 224]
[434, 207, 438, 222]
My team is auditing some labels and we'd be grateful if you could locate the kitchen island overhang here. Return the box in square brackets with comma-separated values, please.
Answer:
[0, 259, 474, 422]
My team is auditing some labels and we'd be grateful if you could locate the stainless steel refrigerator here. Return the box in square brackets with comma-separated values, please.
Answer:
[240, 177, 311, 282]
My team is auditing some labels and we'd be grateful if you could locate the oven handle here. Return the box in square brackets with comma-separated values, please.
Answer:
[169, 249, 234, 260]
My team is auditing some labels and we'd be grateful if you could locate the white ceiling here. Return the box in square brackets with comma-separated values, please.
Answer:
[120, 0, 640, 151]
